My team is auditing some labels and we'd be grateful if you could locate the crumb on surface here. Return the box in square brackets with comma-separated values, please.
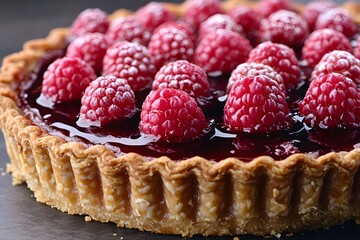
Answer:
[356, 218, 360, 225]
[85, 216, 92, 222]
[233, 237, 240, 240]
[6, 163, 12, 173]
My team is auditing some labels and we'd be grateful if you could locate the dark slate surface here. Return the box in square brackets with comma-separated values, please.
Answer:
[0, 0, 359, 239]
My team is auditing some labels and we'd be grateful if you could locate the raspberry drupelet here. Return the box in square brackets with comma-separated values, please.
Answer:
[106, 16, 151, 46]
[302, 28, 352, 68]
[78, 76, 136, 127]
[198, 14, 243, 41]
[315, 8, 358, 38]
[227, 6, 261, 42]
[70, 8, 109, 38]
[148, 26, 195, 70]
[224, 75, 293, 133]
[255, 0, 291, 18]
[311, 50, 360, 85]
[299, 73, 360, 129]
[152, 60, 209, 99]
[194, 29, 252, 74]
[102, 41, 157, 91]
[135, 1, 176, 32]
[301, 0, 336, 30]
[41, 57, 97, 105]
[226, 62, 285, 93]
[66, 33, 109, 73]
[259, 10, 309, 47]
[247, 41, 301, 91]
[182, 0, 223, 30]
[139, 88, 207, 142]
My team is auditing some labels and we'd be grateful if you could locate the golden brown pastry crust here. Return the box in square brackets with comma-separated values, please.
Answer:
[1, 0, 360, 237]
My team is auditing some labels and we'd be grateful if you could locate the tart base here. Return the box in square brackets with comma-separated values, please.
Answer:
[2, 98, 360, 236]
[1, 0, 360, 237]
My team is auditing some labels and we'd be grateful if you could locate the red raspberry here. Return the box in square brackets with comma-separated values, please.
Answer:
[259, 10, 309, 47]
[154, 21, 196, 45]
[198, 14, 243, 41]
[78, 76, 136, 127]
[182, 0, 223, 30]
[355, 36, 360, 60]
[224, 75, 292, 133]
[106, 16, 151, 46]
[255, 0, 291, 18]
[247, 41, 301, 91]
[301, 0, 336, 30]
[41, 57, 96, 104]
[70, 8, 109, 38]
[66, 33, 109, 73]
[302, 29, 352, 68]
[226, 62, 285, 93]
[102, 41, 156, 91]
[148, 26, 195, 70]
[299, 73, 360, 129]
[315, 8, 358, 38]
[311, 50, 360, 85]
[152, 60, 209, 99]
[139, 88, 207, 142]
[135, 2, 176, 32]
[194, 29, 252, 74]
[227, 6, 261, 42]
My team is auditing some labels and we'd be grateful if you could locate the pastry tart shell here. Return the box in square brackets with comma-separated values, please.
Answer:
[1, 0, 360, 237]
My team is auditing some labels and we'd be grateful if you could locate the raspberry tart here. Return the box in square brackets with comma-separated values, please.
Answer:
[1, 0, 360, 237]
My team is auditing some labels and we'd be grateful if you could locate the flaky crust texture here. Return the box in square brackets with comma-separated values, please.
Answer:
[1, 0, 360, 237]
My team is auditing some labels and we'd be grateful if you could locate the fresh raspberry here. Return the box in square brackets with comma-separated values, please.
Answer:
[224, 75, 292, 133]
[355, 36, 360, 60]
[152, 60, 209, 99]
[247, 41, 301, 91]
[226, 62, 285, 93]
[311, 50, 360, 85]
[299, 73, 360, 129]
[227, 6, 261, 42]
[198, 14, 243, 41]
[302, 29, 352, 67]
[78, 76, 136, 127]
[66, 33, 109, 73]
[102, 41, 156, 92]
[255, 0, 291, 18]
[139, 88, 207, 142]
[182, 0, 223, 30]
[154, 21, 196, 45]
[148, 26, 195, 70]
[135, 2, 176, 32]
[41, 57, 96, 104]
[70, 8, 109, 38]
[301, 0, 336, 30]
[194, 29, 252, 74]
[259, 10, 309, 47]
[106, 16, 151, 46]
[315, 8, 358, 38]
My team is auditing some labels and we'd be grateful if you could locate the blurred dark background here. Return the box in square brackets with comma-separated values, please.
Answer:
[0, 0, 359, 239]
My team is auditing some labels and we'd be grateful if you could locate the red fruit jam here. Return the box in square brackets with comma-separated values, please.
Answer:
[19, 49, 360, 162]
